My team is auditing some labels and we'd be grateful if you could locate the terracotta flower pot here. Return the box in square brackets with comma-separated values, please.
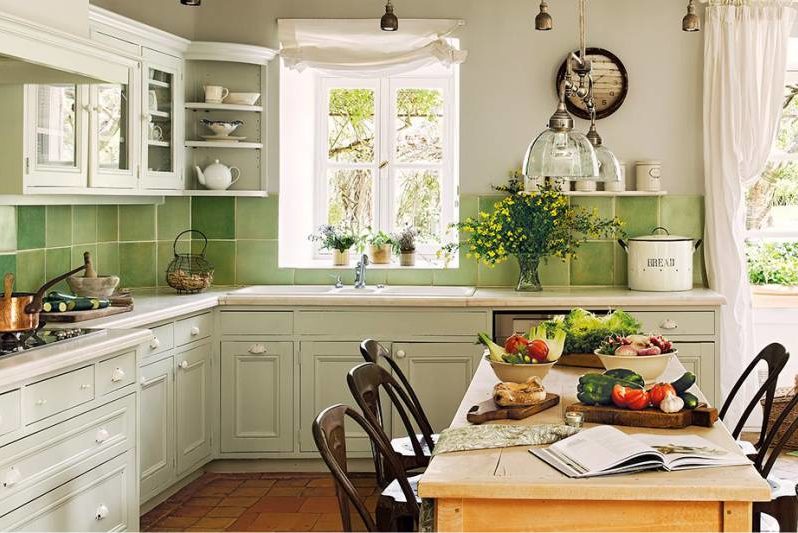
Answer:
[332, 249, 350, 266]
[369, 244, 392, 265]
[400, 251, 416, 267]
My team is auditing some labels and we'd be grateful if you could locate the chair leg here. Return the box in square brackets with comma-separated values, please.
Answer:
[773, 495, 798, 533]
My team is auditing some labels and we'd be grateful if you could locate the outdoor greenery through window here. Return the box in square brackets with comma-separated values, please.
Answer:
[316, 71, 456, 258]
[747, 58, 798, 287]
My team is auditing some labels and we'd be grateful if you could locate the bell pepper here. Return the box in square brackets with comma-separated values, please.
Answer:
[648, 382, 677, 407]
[611, 384, 650, 410]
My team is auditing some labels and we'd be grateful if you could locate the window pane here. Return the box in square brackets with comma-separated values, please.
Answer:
[328, 169, 374, 232]
[97, 84, 129, 170]
[747, 161, 798, 231]
[36, 85, 76, 167]
[328, 88, 375, 163]
[394, 169, 442, 240]
[147, 69, 173, 173]
[747, 240, 798, 286]
[775, 87, 798, 155]
[395, 88, 444, 163]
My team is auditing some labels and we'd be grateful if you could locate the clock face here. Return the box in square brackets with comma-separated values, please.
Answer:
[556, 48, 628, 120]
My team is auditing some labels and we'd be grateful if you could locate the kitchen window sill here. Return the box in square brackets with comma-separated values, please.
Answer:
[752, 286, 798, 308]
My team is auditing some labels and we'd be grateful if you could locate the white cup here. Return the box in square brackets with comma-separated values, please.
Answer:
[605, 160, 627, 192]
[574, 179, 597, 192]
[204, 85, 229, 104]
[635, 160, 662, 192]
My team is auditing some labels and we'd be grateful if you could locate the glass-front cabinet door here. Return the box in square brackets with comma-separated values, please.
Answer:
[89, 63, 139, 189]
[141, 49, 183, 190]
[26, 84, 89, 188]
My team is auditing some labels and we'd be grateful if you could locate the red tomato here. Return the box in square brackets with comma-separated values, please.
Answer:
[504, 334, 529, 355]
[527, 339, 550, 362]
[611, 384, 650, 410]
[648, 383, 676, 407]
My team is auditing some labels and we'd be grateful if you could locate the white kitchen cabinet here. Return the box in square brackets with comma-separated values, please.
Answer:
[220, 341, 293, 453]
[673, 342, 716, 401]
[139, 357, 174, 503]
[175, 342, 212, 475]
[391, 342, 484, 434]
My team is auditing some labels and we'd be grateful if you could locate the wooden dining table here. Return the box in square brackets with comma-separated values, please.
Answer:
[418, 358, 771, 532]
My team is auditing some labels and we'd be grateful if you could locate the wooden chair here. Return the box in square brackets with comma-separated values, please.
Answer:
[313, 404, 420, 532]
[347, 361, 436, 487]
[752, 391, 798, 532]
[719, 343, 789, 446]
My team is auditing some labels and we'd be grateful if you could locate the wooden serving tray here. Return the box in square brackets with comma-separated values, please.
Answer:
[566, 402, 718, 429]
[467, 393, 560, 425]
[41, 304, 133, 323]
[557, 352, 603, 368]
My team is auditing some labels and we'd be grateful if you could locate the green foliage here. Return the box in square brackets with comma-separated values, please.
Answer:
[328, 89, 375, 163]
[545, 308, 641, 354]
[395, 170, 441, 238]
[747, 241, 798, 286]
[393, 225, 418, 253]
[309, 225, 360, 253]
[368, 230, 394, 248]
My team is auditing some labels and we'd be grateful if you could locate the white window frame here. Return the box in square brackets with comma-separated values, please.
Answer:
[312, 67, 458, 259]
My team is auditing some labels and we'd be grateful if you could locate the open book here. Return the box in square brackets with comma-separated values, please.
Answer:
[530, 425, 751, 478]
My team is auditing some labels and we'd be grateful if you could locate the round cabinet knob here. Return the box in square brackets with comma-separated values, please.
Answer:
[179, 360, 189, 370]
[660, 319, 678, 330]
[248, 344, 266, 355]
[35, 399, 47, 406]
[80, 384, 91, 390]
[190, 326, 200, 336]
[139, 376, 147, 386]
[95, 504, 109, 521]
[395, 350, 407, 359]
[4, 468, 21, 487]
[111, 368, 125, 383]
[95, 428, 110, 443]
[150, 337, 161, 350]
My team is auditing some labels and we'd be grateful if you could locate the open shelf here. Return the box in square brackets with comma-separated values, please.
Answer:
[184, 189, 268, 197]
[185, 102, 263, 113]
[185, 141, 263, 149]
[148, 141, 170, 148]
[148, 79, 171, 89]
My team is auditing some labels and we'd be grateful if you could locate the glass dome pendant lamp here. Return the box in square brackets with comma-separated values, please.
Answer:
[583, 108, 621, 183]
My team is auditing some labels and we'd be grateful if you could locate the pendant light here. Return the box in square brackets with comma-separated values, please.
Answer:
[585, 109, 622, 183]
[682, 0, 701, 32]
[381, 1, 399, 32]
[535, 1, 553, 31]
[180, 0, 201, 5]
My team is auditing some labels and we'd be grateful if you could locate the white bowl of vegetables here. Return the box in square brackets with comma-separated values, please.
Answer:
[595, 334, 677, 382]
[479, 326, 565, 383]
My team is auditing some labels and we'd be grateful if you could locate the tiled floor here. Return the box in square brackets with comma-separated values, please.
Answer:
[141, 472, 378, 532]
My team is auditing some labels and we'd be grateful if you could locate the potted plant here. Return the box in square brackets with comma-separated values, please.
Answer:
[368, 230, 394, 265]
[393, 226, 419, 267]
[452, 182, 623, 292]
[309, 225, 359, 266]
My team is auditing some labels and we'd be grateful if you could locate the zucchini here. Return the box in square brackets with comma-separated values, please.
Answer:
[679, 391, 699, 409]
[671, 372, 697, 394]
[42, 301, 67, 313]
[66, 298, 110, 312]
[47, 291, 79, 301]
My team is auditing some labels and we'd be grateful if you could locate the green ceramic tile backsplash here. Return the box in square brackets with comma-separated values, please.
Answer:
[0, 194, 706, 291]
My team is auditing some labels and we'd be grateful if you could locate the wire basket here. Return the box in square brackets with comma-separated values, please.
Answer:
[166, 230, 214, 294]
[761, 375, 798, 450]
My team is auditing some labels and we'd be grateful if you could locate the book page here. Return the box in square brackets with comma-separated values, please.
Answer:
[632, 434, 750, 470]
[549, 426, 657, 473]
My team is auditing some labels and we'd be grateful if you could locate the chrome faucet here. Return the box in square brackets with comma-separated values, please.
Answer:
[354, 254, 369, 289]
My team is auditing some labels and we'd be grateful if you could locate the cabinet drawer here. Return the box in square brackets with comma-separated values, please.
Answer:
[147, 324, 174, 357]
[0, 451, 135, 532]
[23, 367, 95, 424]
[0, 391, 20, 439]
[175, 312, 213, 347]
[631, 311, 715, 337]
[296, 311, 488, 338]
[221, 311, 293, 336]
[96, 352, 136, 396]
[0, 394, 134, 518]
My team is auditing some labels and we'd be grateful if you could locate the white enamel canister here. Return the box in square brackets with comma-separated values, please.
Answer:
[618, 227, 702, 292]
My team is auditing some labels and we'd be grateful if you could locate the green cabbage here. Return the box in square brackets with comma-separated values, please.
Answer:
[547, 308, 641, 354]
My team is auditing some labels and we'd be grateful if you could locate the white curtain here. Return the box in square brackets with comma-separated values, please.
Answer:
[703, 1, 796, 425]
[278, 19, 467, 75]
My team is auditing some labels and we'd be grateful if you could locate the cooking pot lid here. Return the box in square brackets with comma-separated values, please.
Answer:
[629, 227, 694, 242]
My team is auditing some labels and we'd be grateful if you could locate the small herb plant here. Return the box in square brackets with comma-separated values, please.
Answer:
[393, 225, 418, 253]
[368, 230, 394, 249]
[309, 225, 359, 253]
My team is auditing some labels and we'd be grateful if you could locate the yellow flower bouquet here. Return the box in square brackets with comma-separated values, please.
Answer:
[455, 184, 623, 291]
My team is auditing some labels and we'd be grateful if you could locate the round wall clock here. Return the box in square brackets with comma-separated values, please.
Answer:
[555, 47, 628, 120]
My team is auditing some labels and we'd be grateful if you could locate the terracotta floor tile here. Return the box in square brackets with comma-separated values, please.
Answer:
[187, 496, 223, 507]
[307, 477, 334, 488]
[195, 486, 236, 497]
[274, 478, 311, 487]
[218, 496, 259, 507]
[147, 527, 185, 532]
[313, 512, 343, 530]
[267, 486, 304, 497]
[299, 496, 341, 514]
[208, 479, 244, 489]
[157, 515, 201, 528]
[226, 512, 259, 531]
[229, 486, 272, 498]
[251, 495, 306, 513]
[248, 512, 320, 532]
[206, 506, 247, 518]
[171, 505, 210, 518]
[242, 478, 277, 488]
[350, 476, 378, 487]
[191, 517, 237, 530]
[355, 486, 375, 498]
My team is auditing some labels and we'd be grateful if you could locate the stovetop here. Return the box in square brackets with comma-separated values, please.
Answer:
[0, 328, 106, 357]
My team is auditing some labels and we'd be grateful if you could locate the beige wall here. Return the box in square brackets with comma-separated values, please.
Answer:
[89, 0, 705, 195]
[0, 0, 89, 36]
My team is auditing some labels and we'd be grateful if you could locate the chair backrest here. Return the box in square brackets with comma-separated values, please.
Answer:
[754, 391, 798, 478]
[348, 362, 436, 478]
[359, 339, 435, 437]
[720, 343, 789, 441]
[312, 404, 419, 532]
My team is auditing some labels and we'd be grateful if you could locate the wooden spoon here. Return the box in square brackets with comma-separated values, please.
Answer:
[3, 273, 13, 302]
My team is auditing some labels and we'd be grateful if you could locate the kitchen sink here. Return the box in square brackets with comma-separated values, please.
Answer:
[377, 286, 476, 297]
[230, 285, 476, 297]
[232, 286, 335, 295]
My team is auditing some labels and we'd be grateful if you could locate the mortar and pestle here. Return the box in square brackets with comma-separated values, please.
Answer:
[66, 252, 120, 298]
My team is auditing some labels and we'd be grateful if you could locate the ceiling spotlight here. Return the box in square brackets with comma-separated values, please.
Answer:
[180, 0, 201, 5]
[381, 1, 398, 32]
[535, 1, 553, 31]
[682, 0, 700, 32]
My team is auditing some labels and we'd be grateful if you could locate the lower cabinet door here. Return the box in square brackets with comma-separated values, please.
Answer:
[175, 343, 211, 475]
[673, 342, 716, 407]
[299, 341, 390, 453]
[0, 450, 137, 532]
[391, 342, 484, 434]
[139, 357, 175, 503]
[221, 341, 294, 453]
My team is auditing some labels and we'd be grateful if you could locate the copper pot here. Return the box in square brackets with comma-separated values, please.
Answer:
[0, 264, 88, 333]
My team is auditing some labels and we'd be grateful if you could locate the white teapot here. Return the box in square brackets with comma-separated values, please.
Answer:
[195, 160, 240, 190]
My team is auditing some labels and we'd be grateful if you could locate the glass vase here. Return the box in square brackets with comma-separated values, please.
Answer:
[516, 254, 543, 292]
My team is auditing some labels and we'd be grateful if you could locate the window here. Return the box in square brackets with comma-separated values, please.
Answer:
[313, 70, 456, 257]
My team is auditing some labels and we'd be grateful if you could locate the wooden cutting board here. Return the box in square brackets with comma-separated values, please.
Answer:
[566, 402, 719, 429]
[557, 353, 603, 368]
[41, 304, 133, 323]
[467, 393, 560, 425]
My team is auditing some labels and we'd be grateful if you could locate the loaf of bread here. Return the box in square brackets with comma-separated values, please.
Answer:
[493, 377, 546, 407]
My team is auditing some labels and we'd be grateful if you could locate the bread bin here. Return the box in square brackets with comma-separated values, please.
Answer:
[618, 227, 702, 292]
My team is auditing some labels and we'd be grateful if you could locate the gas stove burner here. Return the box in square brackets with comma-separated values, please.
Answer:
[0, 328, 104, 357]
[0, 332, 25, 353]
